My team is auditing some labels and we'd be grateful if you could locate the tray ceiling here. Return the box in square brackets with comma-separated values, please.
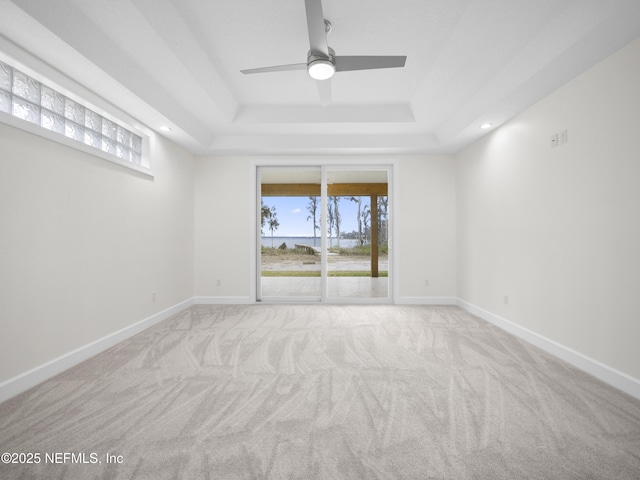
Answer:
[1, 0, 639, 156]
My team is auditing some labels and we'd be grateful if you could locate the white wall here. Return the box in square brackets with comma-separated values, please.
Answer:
[194, 156, 252, 300]
[194, 156, 457, 302]
[456, 37, 640, 380]
[397, 156, 456, 301]
[0, 124, 195, 383]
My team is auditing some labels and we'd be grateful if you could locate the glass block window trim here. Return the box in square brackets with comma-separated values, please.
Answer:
[0, 59, 144, 167]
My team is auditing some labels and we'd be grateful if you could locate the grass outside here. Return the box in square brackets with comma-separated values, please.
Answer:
[262, 271, 388, 277]
[261, 243, 389, 257]
[329, 243, 388, 256]
[261, 244, 388, 277]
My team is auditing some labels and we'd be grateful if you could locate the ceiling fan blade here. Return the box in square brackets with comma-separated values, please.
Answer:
[316, 79, 332, 106]
[334, 56, 407, 72]
[241, 63, 307, 75]
[304, 0, 329, 57]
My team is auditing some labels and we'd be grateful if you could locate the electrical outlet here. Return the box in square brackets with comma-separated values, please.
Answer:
[551, 133, 558, 148]
[216, 279, 222, 287]
[424, 279, 430, 287]
[152, 291, 157, 302]
[504, 295, 509, 305]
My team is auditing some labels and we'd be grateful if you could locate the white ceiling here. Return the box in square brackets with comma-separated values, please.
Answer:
[1, 0, 640, 157]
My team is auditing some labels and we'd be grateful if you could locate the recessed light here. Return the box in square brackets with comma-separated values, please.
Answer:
[480, 123, 493, 129]
[159, 126, 172, 132]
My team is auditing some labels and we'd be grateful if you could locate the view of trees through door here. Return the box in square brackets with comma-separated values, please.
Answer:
[325, 169, 388, 299]
[258, 167, 389, 301]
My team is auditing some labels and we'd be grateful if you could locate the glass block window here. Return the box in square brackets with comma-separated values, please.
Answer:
[0, 60, 143, 166]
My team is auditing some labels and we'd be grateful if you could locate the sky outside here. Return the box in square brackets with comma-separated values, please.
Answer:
[261, 196, 370, 237]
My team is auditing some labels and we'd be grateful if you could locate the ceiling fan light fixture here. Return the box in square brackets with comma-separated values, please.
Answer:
[308, 59, 335, 80]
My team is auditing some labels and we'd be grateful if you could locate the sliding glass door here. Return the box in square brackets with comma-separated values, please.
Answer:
[258, 167, 322, 301]
[326, 168, 389, 300]
[257, 166, 390, 302]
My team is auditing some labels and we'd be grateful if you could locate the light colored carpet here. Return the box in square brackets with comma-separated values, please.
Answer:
[1, 304, 639, 479]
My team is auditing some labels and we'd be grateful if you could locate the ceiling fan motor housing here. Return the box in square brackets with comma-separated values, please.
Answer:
[307, 48, 336, 80]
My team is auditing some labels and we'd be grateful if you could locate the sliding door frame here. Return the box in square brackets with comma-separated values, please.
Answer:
[250, 158, 399, 304]
[257, 165, 322, 303]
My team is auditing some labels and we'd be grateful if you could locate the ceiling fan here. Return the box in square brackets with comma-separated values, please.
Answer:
[240, 0, 407, 104]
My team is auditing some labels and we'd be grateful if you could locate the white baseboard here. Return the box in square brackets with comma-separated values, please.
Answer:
[0, 297, 195, 404]
[396, 296, 458, 305]
[456, 298, 640, 401]
[194, 296, 254, 305]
